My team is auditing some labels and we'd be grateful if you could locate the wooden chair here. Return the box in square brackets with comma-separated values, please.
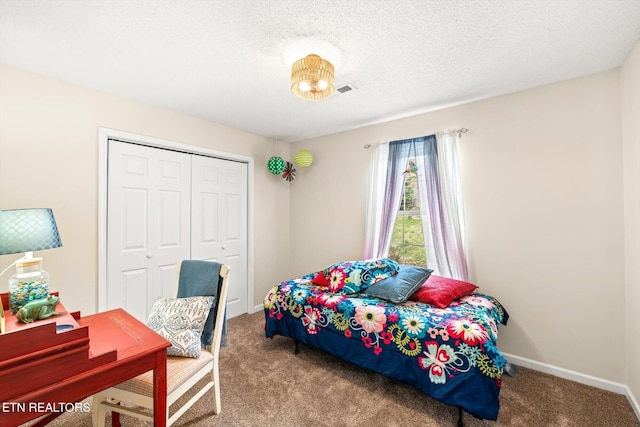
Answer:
[92, 262, 230, 426]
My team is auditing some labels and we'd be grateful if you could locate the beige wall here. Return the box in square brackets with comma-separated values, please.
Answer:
[0, 64, 292, 315]
[291, 70, 626, 382]
[622, 41, 640, 407]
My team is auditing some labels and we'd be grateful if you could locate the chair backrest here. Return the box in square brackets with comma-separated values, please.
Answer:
[175, 261, 230, 354]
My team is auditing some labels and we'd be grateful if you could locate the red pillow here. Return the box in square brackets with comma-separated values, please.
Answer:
[311, 272, 330, 287]
[409, 275, 477, 308]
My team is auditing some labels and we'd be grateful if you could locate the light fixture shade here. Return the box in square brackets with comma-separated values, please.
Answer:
[294, 150, 313, 167]
[0, 208, 62, 255]
[291, 54, 335, 101]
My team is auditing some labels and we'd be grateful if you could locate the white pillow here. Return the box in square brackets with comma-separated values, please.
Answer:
[147, 296, 214, 358]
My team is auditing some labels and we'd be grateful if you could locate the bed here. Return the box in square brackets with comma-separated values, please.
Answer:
[263, 259, 509, 425]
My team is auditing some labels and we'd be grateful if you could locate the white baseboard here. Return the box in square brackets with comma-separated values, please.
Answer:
[626, 384, 640, 422]
[503, 352, 639, 421]
[502, 352, 626, 393]
[253, 304, 263, 313]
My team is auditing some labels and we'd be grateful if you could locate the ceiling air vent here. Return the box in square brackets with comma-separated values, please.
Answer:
[336, 83, 357, 94]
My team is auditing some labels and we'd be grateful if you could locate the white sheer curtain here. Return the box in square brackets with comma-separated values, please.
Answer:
[364, 143, 389, 259]
[364, 132, 469, 280]
[419, 132, 469, 280]
[364, 142, 410, 259]
[413, 136, 438, 270]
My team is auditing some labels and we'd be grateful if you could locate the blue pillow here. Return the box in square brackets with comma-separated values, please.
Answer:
[362, 266, 433, 303]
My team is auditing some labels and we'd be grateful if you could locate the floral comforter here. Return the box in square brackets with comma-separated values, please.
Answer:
[264, 273, 509, 421]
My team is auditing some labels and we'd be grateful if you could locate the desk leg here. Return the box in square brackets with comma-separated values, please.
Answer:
[153, 349, 168, 427]
[112, 407, 121, 427]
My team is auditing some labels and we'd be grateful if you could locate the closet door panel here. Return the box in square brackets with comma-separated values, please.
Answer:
[192, 155, 248, 318]
[107, 141, 191, 321]
[191, 156, 222, 261]
[220, 162, 248, 319]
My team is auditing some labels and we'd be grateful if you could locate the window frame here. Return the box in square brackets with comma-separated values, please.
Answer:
[389, 157, 428, 267]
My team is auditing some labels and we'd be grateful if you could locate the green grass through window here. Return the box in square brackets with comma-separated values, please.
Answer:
[389, 214, 427, 267]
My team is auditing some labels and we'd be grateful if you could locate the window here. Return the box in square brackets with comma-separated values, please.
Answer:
[388, 158, 429, 267]
[366, 133, 466, 278]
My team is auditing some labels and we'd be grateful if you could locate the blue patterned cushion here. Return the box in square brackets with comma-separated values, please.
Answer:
[363, 266, 433, 303]
[312, 258, 400, 294]
[147, 296, 214, 358]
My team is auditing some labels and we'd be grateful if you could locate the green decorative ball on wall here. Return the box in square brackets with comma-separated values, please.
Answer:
[267, 156, 286, 174]
[294, 150, 313, 167]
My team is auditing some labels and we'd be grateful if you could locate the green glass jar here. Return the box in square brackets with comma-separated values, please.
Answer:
[9, 258, 50, 314]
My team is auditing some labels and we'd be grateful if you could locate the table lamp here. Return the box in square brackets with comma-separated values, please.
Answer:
[0, 208, 63, 315]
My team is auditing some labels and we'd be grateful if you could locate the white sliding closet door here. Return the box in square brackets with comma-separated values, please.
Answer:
[106, 141, 191, 321]
[191, 155, 248, 318]
[106, 140, 249, 322]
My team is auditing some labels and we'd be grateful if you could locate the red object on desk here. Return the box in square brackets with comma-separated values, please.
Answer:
[0, 293, 171, 427]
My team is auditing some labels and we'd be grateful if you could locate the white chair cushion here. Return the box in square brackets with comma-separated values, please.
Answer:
[114, 351, 214, 396]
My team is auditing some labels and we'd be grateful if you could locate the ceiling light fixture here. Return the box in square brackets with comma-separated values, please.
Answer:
[291, 54, 335, 101]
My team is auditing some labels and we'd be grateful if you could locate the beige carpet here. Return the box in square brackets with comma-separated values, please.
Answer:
[31, 311, 639, 427]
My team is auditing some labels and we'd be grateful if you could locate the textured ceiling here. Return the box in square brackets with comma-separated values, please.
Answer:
[1, 0, 639, 143]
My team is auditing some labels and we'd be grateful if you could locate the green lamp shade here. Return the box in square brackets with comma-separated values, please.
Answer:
[294, 150, 313, 167]
[0, 208, 62, 255]
[267, 156, 286, 174]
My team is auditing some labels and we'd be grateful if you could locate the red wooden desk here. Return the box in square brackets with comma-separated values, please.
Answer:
[0, 295, 170, 427]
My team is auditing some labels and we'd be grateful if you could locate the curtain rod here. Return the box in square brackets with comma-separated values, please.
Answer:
[363, 128, 468, 149]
